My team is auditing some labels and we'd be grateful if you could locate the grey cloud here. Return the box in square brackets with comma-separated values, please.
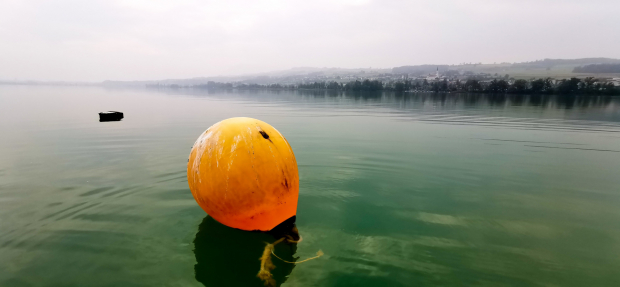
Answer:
[1, 0, 619, 81]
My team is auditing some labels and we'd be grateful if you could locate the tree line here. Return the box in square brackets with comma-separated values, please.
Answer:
[151, 78, 619, 95]
[306, 78, 619, 95]
[449, 78, 618, 95]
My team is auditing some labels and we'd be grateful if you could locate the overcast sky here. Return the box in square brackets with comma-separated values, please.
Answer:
[1, 0, 619, 81]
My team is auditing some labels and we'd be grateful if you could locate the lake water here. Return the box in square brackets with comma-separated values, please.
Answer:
[1, 86, 620, 286]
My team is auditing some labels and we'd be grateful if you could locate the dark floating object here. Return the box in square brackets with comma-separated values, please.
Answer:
[99, 111, 123, 122]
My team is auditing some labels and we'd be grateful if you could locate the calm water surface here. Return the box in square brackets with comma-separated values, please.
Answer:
[1, 86, 620, 286]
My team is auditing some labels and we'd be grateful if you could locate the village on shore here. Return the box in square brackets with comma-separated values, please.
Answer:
[147, 67, 620, 95]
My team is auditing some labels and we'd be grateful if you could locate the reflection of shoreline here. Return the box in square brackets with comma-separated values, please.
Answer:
[143, 87, 619, 110]
[193, 216, 297, 287]
[289, 91, 616, 109]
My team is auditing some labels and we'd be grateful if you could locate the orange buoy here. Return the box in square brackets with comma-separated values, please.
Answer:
[187, 118, 299, 231]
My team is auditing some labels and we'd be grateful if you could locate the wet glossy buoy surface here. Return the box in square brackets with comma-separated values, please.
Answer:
[187, 117, 299, 231]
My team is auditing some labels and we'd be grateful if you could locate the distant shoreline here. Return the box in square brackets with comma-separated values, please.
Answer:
[3, 58, 620, 88]
[145, 78, 620, 96]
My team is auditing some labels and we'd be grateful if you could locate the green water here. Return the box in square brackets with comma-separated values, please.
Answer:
[1, 86, 620, 286]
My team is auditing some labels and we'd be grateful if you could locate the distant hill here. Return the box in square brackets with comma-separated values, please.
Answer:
[573, 64, 620, 73]
[5, 58, 619, 87]
[102, 67, 391, 87]
[513, 58, 620, 69]
[392, 58, 620, 76]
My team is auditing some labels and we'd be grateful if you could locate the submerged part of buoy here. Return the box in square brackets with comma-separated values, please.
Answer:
[187, 117, 299, 231]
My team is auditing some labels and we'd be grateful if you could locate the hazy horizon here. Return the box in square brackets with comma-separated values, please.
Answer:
[2, 0, 619, 82]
